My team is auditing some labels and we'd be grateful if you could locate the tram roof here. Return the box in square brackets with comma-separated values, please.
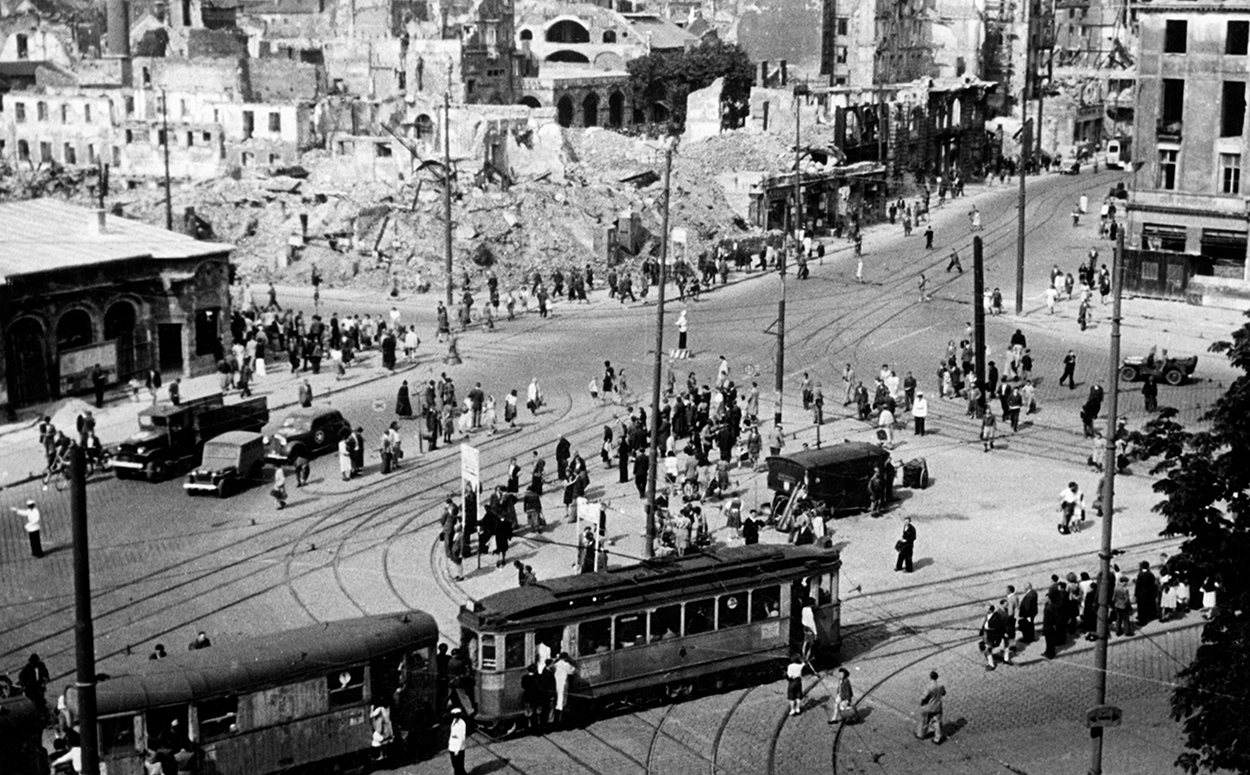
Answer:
[81, 611, 437, 716]
[462, 544, 840, 630]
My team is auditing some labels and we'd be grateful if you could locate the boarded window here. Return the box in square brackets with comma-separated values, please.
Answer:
[1140, 261, 1159, 281]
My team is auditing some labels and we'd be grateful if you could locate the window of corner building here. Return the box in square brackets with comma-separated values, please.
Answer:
[87, 144, 96, 163]
[202, 131, 212, 143]
[577, 618, 610, 655]
[269, 112, 281, 132]
[84, 104, 92, 123]
[36, 101, 47, 121]
[1161, 79, 1185, 123]
[196, 696, 238, 741]
[718, 592, 749, 629]
[1158, 149, 1179, 190]
[157, 129, 167, 146]
[125, 96, 134, 116]
[685, 598, 715, 635]
[1221, 82, 1246, 137]
[39, 142, 51, 162]
[111, 146, 120, 165]
[17, 140, 29, 161]
[124, 129, 134, 144]
[16, 33, 28, 59]
[242, 110, 254, 139]
[836, 17, 848, 35]
[64, 144, 76, 164]
[180, 99, 189, 118]
[649, 605, 680, 642]
[836, 46, 848, 64]
[269, 153, 279, 165]
[60, 104, 68, 123]
[1221, 153, 1242, 194]
[1228, 21, 1249, 55]
[142, 67, 151, 87]
[194, 308, 219, 356]
[14, 102, 25, 123]
[1164, 20, 1187, 53]
[186, 131, 195, 147]
[241, 151, 254, 167]
[327, 666, 365, 707]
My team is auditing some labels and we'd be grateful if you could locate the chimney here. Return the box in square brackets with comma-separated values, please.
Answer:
[759, 60, 769, 87]
[107, 0, 131, 58]
[780, 60, 788, 86]
[87, 209, 107, 236]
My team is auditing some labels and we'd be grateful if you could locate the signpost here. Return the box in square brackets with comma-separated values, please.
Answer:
[460, 444, 480, 570]
[1085, 705, 1123, 729]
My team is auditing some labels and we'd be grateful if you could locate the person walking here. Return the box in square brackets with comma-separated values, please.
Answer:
[395, 380, 413, 418]
[11, 499, 43, 558]
[916, 671, 945, 743]
[1135, 560, 1160, 626]
[980, 410, 996, 452]
[1113, 575, 1135, 636]
[946, 249, 963, 273]
[918, 273, 927, 302]
[979, 602, 1012, 670]
[842, 363, 856, 406]
[1058, 481, 1080, 534]
[17, 653, 49, 718]
[924, 225, 934, 249]
[676, 309, 689, 352]
[828, 668, 856, 725]
[1142, 374, 1158, 412]
[271, 466, 289, 510]
[1060, 350, 1077, 389]
[912, 391, 928, 435]
[91, 364, 107, 408]
[785, 654, 804, 716]
[447, 707, 467, 775]
[1018, 582, 1038, 643]
[894, 517, 915, 572]
[298, 379, 313, 408]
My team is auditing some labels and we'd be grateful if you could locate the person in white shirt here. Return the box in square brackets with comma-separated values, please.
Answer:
[552, 652, 576, 726]
[878, 406, 895, 446]
[11, 500, 42, 558]
[447, 707, 467, 775]
[785, 654, 804, 716]
[912, 392, 929, 436]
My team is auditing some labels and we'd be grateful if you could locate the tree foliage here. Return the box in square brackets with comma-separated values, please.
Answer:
[1130, 311, 1250, 773]
[626, 40, 754, 133]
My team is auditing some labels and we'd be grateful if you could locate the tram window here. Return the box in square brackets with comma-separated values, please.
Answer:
[197, 696, 238, 741]
[686, 598, 715, 635]
[327, 666, 365, 707]
[536, 627, 563, 664]
[614, 613, 646, 649]
[99, 715, 137, 755]
[752, 586, 782, 621]
[718, 592, 749, 628]
[146, 705, 189, 751]
[371, 652, 404, 704]
[504, 633, 526, 668]
[650, 605, 681, 641]
[817, 573, 836, 605]
[481, 634, 497, 670]
[578, 618, 611, 655]
[460, 628, 479, 669]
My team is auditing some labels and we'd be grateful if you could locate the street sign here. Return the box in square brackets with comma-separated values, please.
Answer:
[1085, 705, 1123, 729]
[460, 444, 480, 488]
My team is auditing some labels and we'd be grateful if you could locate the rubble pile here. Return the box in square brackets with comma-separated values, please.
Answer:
[20, 126, 811, 291]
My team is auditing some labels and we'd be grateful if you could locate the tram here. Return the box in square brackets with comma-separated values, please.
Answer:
[0, 695, 46, 775]
[457, 543, 841, 733]
[33, 611, 440, 775]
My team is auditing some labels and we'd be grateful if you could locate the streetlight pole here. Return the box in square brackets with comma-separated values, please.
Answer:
[778, 84, 808, 426]
[1089, 229, 1125, 775]
[70, 444, 100, 775]
[1015, 118, 1031, 315]
[645, 142, 674, 559]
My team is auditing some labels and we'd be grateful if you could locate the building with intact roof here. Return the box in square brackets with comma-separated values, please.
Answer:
[0, 199, 234, 410]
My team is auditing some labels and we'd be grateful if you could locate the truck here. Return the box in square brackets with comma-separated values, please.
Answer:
[112, 394, 269, 481]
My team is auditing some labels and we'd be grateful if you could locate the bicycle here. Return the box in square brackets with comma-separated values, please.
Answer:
[41, 451, 71, 492]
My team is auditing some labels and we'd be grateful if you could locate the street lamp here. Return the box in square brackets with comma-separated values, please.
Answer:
[777, 82, 809, 427]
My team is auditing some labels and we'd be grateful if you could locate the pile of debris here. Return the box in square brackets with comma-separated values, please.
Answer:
[32, 126, 814, 292]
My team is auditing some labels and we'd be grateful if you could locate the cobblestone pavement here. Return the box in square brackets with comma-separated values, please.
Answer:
[1, 169, 1234, 775]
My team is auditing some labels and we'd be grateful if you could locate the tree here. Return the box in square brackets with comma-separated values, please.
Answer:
[1130, 311, 1250, 774]
[626, 40, 754, 133]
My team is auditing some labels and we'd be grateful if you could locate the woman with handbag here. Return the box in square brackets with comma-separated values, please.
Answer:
[828, 668, 857, 725]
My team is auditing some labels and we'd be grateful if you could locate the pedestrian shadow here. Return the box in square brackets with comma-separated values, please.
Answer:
[912, 557, 935, 571]
[470, 759, 511, 775]
[940, 716, 969, 740]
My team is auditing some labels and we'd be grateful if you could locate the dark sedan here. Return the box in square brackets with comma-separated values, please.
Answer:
[263, 406, 352, 464]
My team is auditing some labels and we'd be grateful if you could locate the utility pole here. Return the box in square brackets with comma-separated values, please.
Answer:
[1089, 230, 1126, 775]
[70, 444, 100, 775]
[443, 91, 454, 311]
[644, 143, 674, 559]
[777, 84, 808, 426]
[161, 89, 172, 231]
[1015, 118, 1031, 315]
[973, 236, 986, 416]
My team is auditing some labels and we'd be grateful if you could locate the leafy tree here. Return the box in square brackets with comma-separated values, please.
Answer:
[1130, 311, 1250, 774]
[626, 40, 754, 133]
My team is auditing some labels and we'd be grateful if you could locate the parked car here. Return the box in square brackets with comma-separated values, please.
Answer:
[184, 431, 267, 498]
[1120, 350, 1198, 386]
[263, 406, 352, 465]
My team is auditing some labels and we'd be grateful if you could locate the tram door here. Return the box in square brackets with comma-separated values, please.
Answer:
[790, 574, 839, 654]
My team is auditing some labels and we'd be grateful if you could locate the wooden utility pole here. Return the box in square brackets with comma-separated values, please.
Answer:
[645, 144, 674, 558]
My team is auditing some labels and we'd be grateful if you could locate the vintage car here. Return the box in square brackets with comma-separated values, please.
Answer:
[767, 442, 891, 517]
[263, 406, 352, 465]
[1119, 350, 1198, 386]
[184, 431, 267, 498]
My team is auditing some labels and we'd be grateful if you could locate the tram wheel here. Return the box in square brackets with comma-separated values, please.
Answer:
[480, 720, 519, 740]
[664, 681, 694, 701]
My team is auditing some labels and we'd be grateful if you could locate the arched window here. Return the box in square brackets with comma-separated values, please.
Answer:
[557, 96, 574, 127]
[547, 50, 590, 63]
[414, 114, 434, 141]
[519, 28, 533, 41]
[608, 91, 625, 127]
[519, 96, 542, 109]
[602, 30, 617, 43]
[583, 92, 600, 127]
[546, 19, 590, 43]
[56, 309, 94, 350]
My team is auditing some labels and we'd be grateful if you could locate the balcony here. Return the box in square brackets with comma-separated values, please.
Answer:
[1156, 118, 1182, 143]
